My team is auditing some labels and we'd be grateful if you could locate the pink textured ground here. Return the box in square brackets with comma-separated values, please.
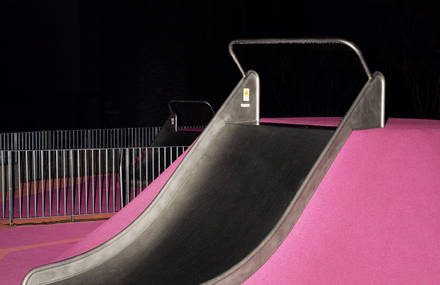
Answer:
[0, 221, 104, 285]
[245, 118, 440, 284]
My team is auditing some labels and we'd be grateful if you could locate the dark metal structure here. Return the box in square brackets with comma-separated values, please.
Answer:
[150, 100, 214, 147]
[23, 38, 385, 285]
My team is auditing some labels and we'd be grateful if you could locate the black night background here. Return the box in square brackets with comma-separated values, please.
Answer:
[2, 1, 439, 132]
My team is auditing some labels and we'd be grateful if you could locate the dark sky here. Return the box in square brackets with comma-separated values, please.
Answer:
[2, 0, 439, 132]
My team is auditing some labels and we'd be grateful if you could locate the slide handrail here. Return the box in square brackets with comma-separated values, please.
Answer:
[167, 100, 215, 116]
[228, 38, 372, 80]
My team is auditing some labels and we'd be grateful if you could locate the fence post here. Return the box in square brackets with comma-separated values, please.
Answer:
[1, 151, 4, 218]
[8, 151, 13, 225]
[70, 150, 74, 222]
[125, 149, 129, 206]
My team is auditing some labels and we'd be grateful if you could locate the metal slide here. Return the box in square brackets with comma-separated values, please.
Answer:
[23, 39, 385, 285]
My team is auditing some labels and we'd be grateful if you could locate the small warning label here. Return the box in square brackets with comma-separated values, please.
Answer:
[243, 88, 250, 102]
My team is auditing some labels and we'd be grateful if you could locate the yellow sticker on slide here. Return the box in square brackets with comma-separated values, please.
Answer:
[243, 88, 250, 102]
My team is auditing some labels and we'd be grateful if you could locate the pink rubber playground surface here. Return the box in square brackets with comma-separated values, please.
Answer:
[1, 117, 440, 284]
[0, 221, 104, 285]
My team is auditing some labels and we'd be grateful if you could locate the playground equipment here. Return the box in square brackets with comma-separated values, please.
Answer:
[23, 38, 385, 284]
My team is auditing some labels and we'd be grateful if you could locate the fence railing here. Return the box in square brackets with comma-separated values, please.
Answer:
[0, 146, 188, 224]
[176, 125, 206, 131]
[0, 127, 161, 150]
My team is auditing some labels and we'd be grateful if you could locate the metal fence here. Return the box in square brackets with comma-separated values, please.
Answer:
[0, 127, 161, 150]
[0, 126, 195, 225]
[0, 146, 188, 224]
[176, 125, 205, 131]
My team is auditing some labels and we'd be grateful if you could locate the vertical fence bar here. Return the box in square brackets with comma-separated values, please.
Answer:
[135, 129, 138, 148]
[33, 151, 37, 217]
[163, 147, 166, 172]
[17, 152, 22, 218]
[26, 151, 30, 218]
[141, 148, 148, 189]
[105, 149, 109, 212]
[117, 130, 120, 149]
[87, 130, 91, 149]
[112, 149, 115, 212]
[56, 150, 59, 216]
[1, 152, 4, 218]
[125, 149, 129, 205]
[91, 149, 95, 214]
[8, 151, 13, 225]
[152, 147, 155, 180]
[145, 148, 148, 189]
[77, 150, 81, 214]
[169, 147, 172, 166]
[63, 150, 67, 216]
[131, 148, 135, 200]
[40, 150, 44, 217]
[119, 149, 124, 208]
[69, 150, 74, 221]
[48, 151, 52, 216]
[157, 147, 162, 176]
[85, 150, 88, 214]
[138, 148, 142, 195]
[98, 149, 102, 213]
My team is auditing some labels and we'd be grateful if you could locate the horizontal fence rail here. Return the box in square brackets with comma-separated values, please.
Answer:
[0, 127, 161, 151]
[0, 146, 188, 224]
[176, 125, 206, 131]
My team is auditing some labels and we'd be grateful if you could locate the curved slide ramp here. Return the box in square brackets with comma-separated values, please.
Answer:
[23, 39, 385, 285]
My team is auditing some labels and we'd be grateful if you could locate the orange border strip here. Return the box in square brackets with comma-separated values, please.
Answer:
[0, 238, 81, 261]
[0, 213, 114, 227]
